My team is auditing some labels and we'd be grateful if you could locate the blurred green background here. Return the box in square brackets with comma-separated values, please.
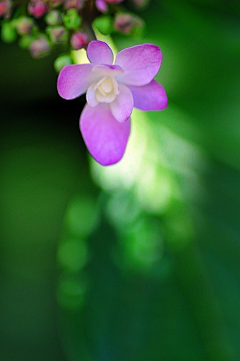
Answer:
[1, 0, 240, 360]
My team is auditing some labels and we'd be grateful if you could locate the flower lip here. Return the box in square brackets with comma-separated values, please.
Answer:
[80, 103, 131, 166]
[87, 76, 120, 105]
[94, 76, 119, 93]
[92, 64, 124, 77]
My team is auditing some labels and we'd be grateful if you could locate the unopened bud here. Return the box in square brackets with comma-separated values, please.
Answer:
[47, 26, 68, 44]
[63, 8, 81, 30]
[15, 16, 34, 35]
[45, 10, 62, 25]
[64, 0, 84, 10]
[28, 0, 48, 18]
[1, 21, 17, 42]
[114, 13, 144, 35]
[95, 0, 122, 13]
[19, 34, 34, 49]
[104, 0, 123, 3]
[29, 36, 51, 57]
[0, 0, 11, 17]
[95, 0, 107, 13]
[70, 31, 88, 50]
[93, 15, 112, 35]
[54, 53, 72, 72]
[130, 0, 149, 10]
[48, 0, 64, 8]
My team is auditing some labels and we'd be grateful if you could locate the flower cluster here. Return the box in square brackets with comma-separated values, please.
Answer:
[0, 0, 145, 69]
[57, 40, 167, 165]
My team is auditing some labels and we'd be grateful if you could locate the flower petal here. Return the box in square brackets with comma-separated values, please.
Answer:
[57, 64, 96, 100]
[87, 40, 113, 65]
[86, 83, 98, 107]
[110, 84, 133, 123]
[128, 80, 168, 111]
[92, 64, 123, 77]
[115, 44, 162, 86]
[80, 103, 130, 166]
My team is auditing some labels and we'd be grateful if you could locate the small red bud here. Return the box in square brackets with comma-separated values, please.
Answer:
[70, 32, 88, 50]
[0, 0, 11, 17]
[28, 0, 48, 18]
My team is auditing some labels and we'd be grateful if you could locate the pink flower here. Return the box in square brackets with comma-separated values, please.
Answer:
[57, 40, 167, 166]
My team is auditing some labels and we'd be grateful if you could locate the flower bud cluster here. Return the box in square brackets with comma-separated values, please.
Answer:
[0, 0, 11, 18]
[0, 0, 145, 70]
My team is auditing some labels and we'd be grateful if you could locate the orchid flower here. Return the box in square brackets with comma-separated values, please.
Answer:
[57, 40, 167, 166]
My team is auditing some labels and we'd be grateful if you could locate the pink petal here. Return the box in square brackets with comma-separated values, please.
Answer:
[80, 103, 131, 166]
[128, 80, 168, 111]
[87, 40, 113, 65]
[110, 84, 133, 123]
[115, 44, 162, 86]
[86, 83, 98, 107]
[57, 64, 97, 100]
[92, 64, 124, 77]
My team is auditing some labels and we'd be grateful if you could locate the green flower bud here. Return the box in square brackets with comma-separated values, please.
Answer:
[18, 34, 35, 48]
[45, 10, 62, 26]
[1, 21, 17, 43]
[46, 26, 68, 44]
[29, 36, 51, 58]
[114, 13, 144, 36]
[130, 0, 150, 10]
[93, 15, 113, 36]
[62, 9, 81, 30]
[48, 0, 64, 8]
[54, 54, 72, 72]
[64, 0, 84, 10]
[15, 16, 34, 35]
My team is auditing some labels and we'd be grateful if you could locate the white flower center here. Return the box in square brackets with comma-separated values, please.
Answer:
[100, 78, 113, 93]
[87, 65, 124, 108]
[95, 77, 119, 103]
